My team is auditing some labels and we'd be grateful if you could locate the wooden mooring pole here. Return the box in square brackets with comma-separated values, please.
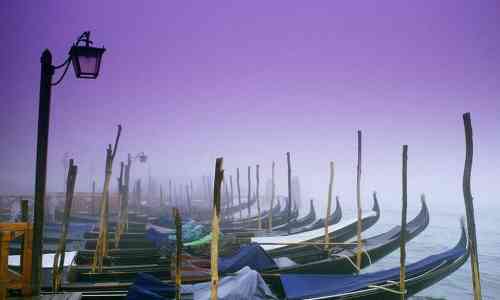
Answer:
[237, 168, 242, 220]
[325, 161, 334, 250]
[355, 130, 363, 270]
[269, 161, 275, 233]
[53, 159, 77, 291]
[173, 207, 182, 300]
[462, 112, 482, 300]
[256, 164, 261, 230]
[210, 158, 224, 300]
[247, 166, 252, 217]
[93, 125, 121, 273]
[286, 152, 292, 235]
[400, 145, 408, 299]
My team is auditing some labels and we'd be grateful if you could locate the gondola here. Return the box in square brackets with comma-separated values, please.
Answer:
[252, 195, 380, 257]
[60, 221, 467, 299]
[66, 202, 376, 283]
[173, 198, 427, 282]
[269, 199, 317, 233]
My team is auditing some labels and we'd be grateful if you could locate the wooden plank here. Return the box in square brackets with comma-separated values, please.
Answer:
[1, 231, 9, 300]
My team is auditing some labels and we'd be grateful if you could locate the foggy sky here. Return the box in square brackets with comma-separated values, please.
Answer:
[1, 1, 500, 216]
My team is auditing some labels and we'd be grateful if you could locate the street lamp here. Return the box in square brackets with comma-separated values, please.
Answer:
[32, 31, 105, 295]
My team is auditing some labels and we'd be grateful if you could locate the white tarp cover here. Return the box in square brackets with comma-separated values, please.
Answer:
[182, 266, 278, 300]
[251, 211, 376, 251]
[9, 251, 77, 268]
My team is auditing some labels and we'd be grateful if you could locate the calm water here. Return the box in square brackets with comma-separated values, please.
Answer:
[349, 197, 500, 299]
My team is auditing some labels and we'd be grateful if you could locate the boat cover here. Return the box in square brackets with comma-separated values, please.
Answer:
[145, 221, 205, 247]
[280, 241, 466, 300]
[219, 244, 277, 273]
[184, 232, 223, 247]
[127, 267, 277, 300]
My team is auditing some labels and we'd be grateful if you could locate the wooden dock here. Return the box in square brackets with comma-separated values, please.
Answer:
[9, 293, 81, 300]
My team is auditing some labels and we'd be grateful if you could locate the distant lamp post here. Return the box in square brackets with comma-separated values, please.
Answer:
[136, 152, 148, 163]
[32, 31, 105, 295]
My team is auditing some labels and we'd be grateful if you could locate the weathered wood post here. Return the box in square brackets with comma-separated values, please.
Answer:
[229, 175, 234, 221]
[173, 207, 182, 300]
[247, 166, 252, 217]
[400, 145, 408, 299]
[268, 161, 275, 233]
[462, 112, 482, 300]
[53, 159, 77, 291]
[210, 158, 224, 300]
[123, 155, 131, 231]
[224, 178, 230, 221]
[169, 179, 173, 206]
[114, 162, 125, 248]
[91, 180, 96, 215]
[355, 130, 363, 270]
[186, 184, 192, 216]
[0, 231, 10, 300]
[237, 168, 242, 220]
[19, 199, 29, 272]
[287, 152, 292, 235]
[325, 161, 334, 250]
[256, 164, 261, 230]
[93, 125, 122, 273]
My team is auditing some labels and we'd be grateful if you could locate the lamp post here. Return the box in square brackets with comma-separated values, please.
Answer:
[130, 152, 148, 211]
[32, 31, 105, 295]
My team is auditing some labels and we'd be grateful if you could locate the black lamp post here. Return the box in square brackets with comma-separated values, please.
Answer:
[32, 31, 105, 295]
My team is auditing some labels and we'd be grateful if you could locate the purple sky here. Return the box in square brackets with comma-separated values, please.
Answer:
[1, 1, 500, 215]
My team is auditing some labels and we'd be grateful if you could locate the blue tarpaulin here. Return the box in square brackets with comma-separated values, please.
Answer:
[219, 244, 277, 273]
[126, 273, 177, 300]
[127, 267, 278, 300]
[280, 241, 467, 300]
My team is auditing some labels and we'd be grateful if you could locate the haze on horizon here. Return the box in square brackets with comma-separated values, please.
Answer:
[1, 1, 500, 217]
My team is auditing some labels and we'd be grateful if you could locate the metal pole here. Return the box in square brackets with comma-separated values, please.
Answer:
[32, 49, 53, 295]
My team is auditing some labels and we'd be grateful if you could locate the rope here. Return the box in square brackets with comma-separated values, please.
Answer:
[367, 284, 407, 295]
[330, 246, 372, 272]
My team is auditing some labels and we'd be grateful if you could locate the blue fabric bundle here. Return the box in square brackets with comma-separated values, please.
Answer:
[219, 244, 277, 273]
[126, 272, 178, 300]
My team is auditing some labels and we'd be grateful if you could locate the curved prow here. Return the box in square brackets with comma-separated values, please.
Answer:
[418, 194, 430, 227]
[404, 197, 430, 237]
[372, 192, 380, 216]
[457, 217, 468, 251]
[331, 196, 342, 225]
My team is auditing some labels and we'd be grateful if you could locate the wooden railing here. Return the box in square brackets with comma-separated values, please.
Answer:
[0, 222, 33, 299]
